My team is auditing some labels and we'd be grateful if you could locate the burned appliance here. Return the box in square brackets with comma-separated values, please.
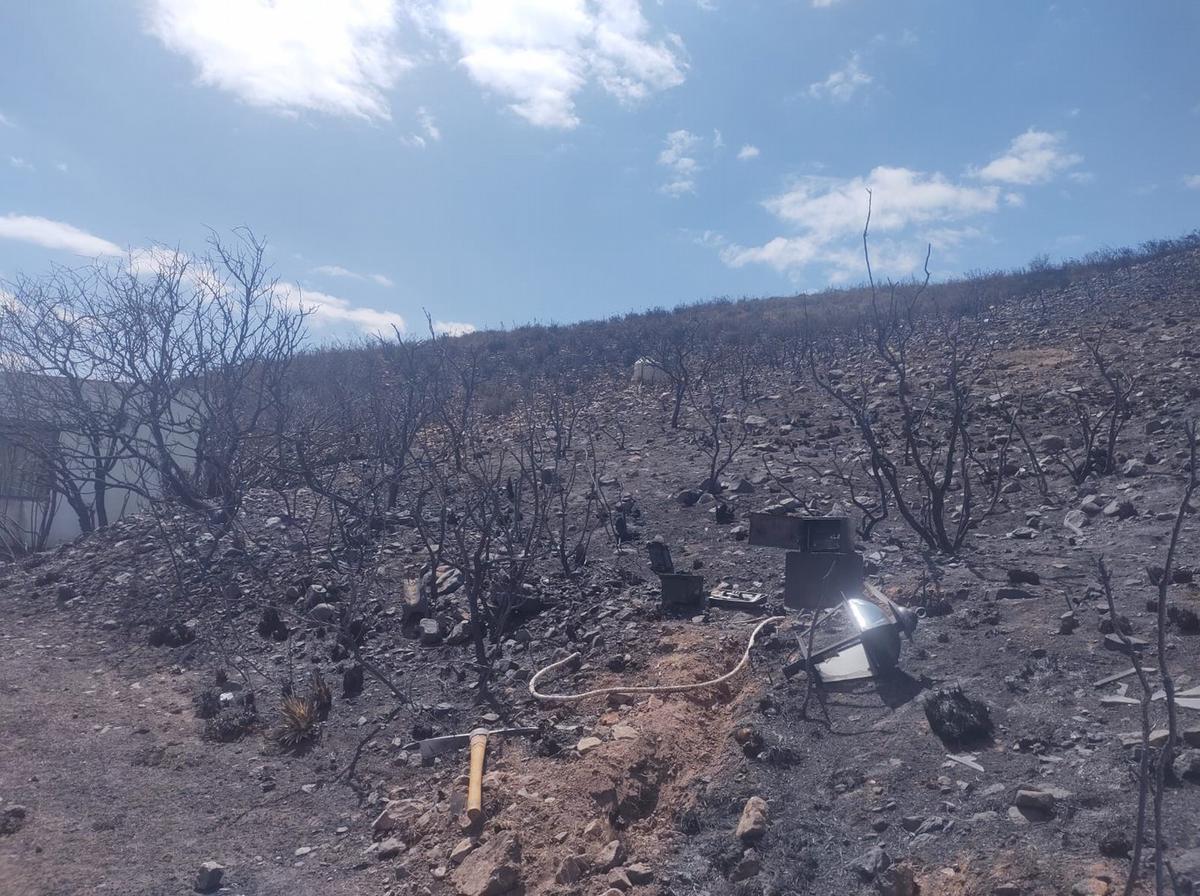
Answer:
[748, 513, 863, 610]
[647, 541, 706, 609]
[782, 583, 924, 683]
[749, 513, 922, 681]
[647, 541, 765, 612]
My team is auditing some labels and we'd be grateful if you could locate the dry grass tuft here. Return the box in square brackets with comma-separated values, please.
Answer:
[274, 695, 321, 750]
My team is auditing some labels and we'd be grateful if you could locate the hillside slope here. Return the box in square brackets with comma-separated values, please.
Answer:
[1, 246, 1199, 896]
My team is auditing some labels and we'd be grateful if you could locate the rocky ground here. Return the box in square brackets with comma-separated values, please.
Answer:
[2, 249, 1200, 896]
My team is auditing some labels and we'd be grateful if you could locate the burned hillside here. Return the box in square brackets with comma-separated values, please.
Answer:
[2, 235, 1200, 896]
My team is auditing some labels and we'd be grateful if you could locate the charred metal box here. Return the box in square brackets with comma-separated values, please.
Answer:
[748, 514, 853, 553]
[784, 550, 864, 610]
[750, 514, 861, 610]
[648, 541, 707, 609]
[659, 573, 707, 608]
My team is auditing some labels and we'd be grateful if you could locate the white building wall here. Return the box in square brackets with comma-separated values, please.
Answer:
[0, 383, 199, 550]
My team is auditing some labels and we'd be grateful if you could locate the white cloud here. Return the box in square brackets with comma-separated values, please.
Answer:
[146, 0, 410, 120]
[1184, 174, 1200, 190]
[717, 167, 1002, 281]
[401, 104, 442, 148]
[811, 0, 848, 6]
[0, 110, 13, 128]
[712, 129, 724, 150]
[737, 144, 760, 161]
[8, 157, 34, 171]
[0, 214, 124, 257]
[416, 106, 440, 140]
[973, 129, 1082, 185]
[313, 264, 394, 286]
[808, 53, 871, 103]
[54, 161, 69, 173]
[712, 128, 1087, 284]
[434, 320, 477, 336]
[658, 129, 701, 196]
[431, 0, 685, 129]
[283, 282, 407, 333]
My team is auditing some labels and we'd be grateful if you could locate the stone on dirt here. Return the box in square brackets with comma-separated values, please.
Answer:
[735, 796, 768, 844]
[996, 587, 1036, 600]
[1007, 569, 1041, 585]
[194, 860, 224, 893]
[1069, 877, 1111, 896]
[592, 839, 625, 872]
[0, 804, 27, 835]
[554, 854, 588, 884]
[307, 603, 339, 624]
[877, 862, 919, 896]
[418, 617, 445, 646]
[625, 862, 654, 884]
[1014, 788, 1056, 818]
[451, 831, 522, 896]
[848, 845, 891, 881]
[377, 837, 406, 860]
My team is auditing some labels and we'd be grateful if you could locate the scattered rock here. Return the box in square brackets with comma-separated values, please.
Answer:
[1177, 749, 1200, 783]
[418, 617, 445, 646]
[451, 831, 522, 896]
[605, 867, 633, 890]
[1063, 509, 1089, 535]
[996, 587, 1036, 600]
[1014, 788, 1056, 818]
[377, 837, 406, 860]
[449, 838, 476, 865]
[592, 839, 625, 872]
[735, 796, 768, 844]
[576, 736, 603, 754]
[1059, 611, 1079, 634]
[194, 861, 224, 893]
[307, 603, 339, 624]
[625, 863, 654, 884]
[0, 805, 27, 835]
[877, 862, 919, 896]
[1007, 569, 1041, 586]
[1102, 499, 1137, 520]
[1070, 878, 1111, 896]
[554, 855, 588, 885]
[1103, 633, 1148, 654]
[848, 845, 891, 881]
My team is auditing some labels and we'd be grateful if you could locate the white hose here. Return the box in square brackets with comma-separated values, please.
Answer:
[528, 615, 786, 703]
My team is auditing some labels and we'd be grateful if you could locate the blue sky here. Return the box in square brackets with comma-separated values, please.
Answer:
[1, 1, 1197, 338]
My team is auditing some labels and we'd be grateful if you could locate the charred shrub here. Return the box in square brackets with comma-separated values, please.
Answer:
[923, 686, 994, 747]
[193, 688, 221, 720]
